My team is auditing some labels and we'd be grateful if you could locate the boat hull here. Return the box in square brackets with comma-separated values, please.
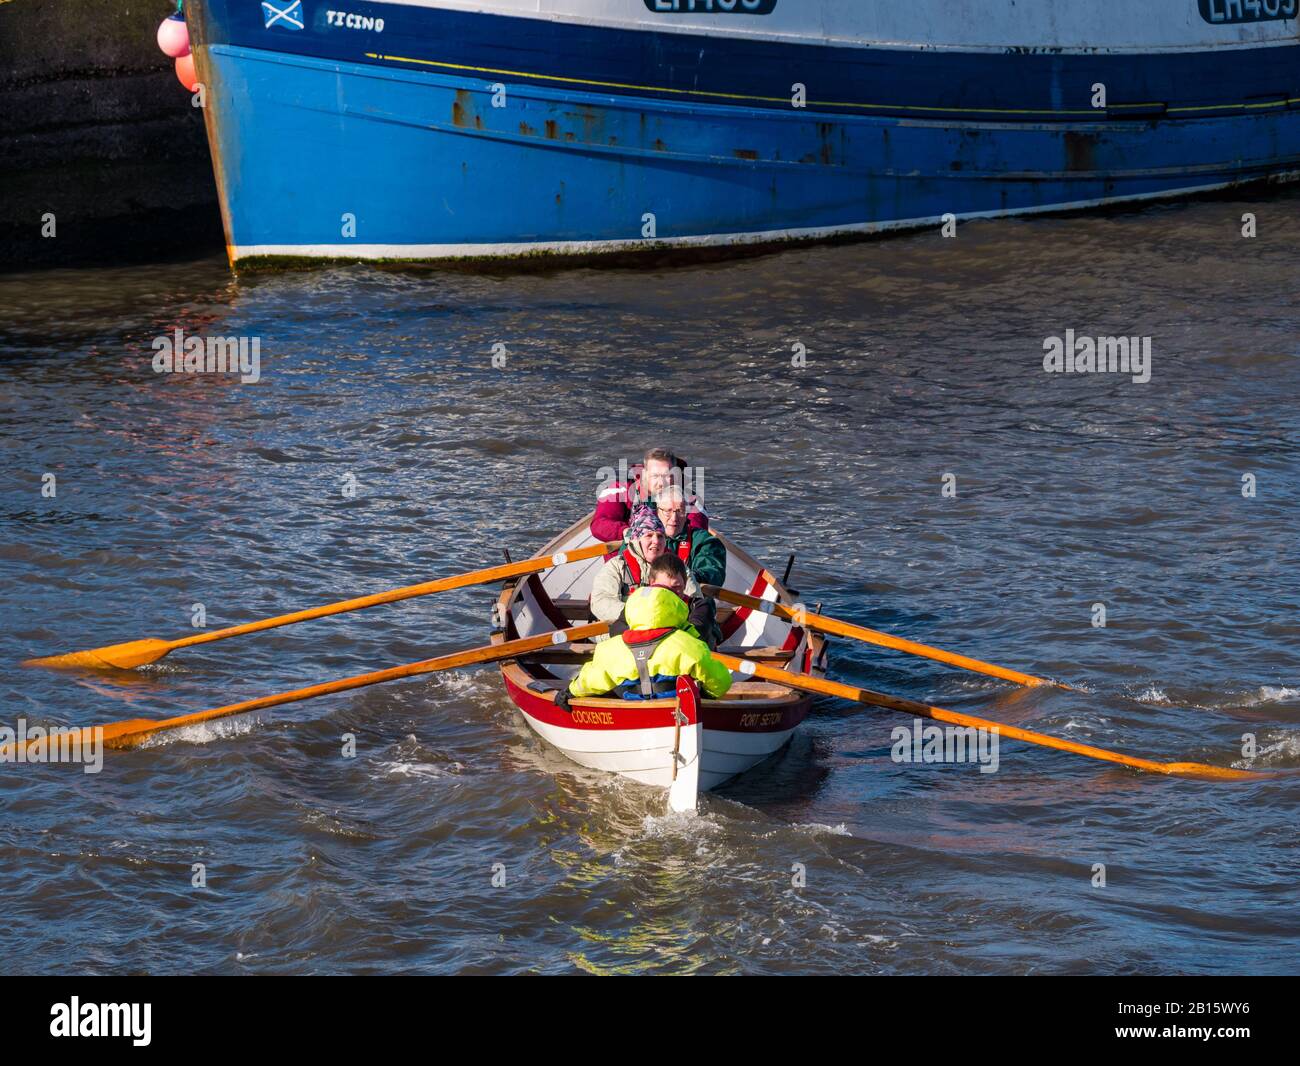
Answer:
[187, 1, 1300, 262]
[504, 672, 809, 792]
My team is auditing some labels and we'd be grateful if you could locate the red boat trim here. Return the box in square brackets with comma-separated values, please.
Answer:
[503, 672, 809, 734]
[719, 572, 771, 641]
[674, 676, 700, 726]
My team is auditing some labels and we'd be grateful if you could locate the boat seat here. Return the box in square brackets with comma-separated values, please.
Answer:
[737, 645, 796, 663]
[550, 596, 738, 625]
[551, 597, 593, 621]
[720, 680, 803, 699]
[520, 644, 600, 663]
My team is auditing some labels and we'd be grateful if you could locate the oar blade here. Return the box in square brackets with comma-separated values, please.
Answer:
[21, 542, 618, 672]
[1161, 761, 1268, 782]
[34, 622, 612, 759]
[23, 638, 173, 672]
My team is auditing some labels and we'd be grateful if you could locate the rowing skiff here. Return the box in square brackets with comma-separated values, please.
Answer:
[491, 514, 827, 808]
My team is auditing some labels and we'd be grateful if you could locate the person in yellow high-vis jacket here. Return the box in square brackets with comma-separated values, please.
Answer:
[560, 584, 733, 704]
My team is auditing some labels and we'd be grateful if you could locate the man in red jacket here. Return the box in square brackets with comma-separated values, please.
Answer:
[591, 446, 708, 542]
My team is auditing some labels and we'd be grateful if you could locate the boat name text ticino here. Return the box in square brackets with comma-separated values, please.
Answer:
[326, 10, 385, 32]
[644, 0, 778, 14]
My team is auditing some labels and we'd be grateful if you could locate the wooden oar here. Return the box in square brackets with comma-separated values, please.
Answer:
[3, 622, 609, 758]
[705, 585, 1066, 690]
[714, 654, 1264, 781]
[24, 542, 618, 671]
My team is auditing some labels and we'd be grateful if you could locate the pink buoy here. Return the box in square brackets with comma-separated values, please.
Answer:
[157, 14, 190, 58]
[175, 52, 199, 92]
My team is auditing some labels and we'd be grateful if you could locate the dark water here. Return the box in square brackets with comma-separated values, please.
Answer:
[1, 193, 1298, 975]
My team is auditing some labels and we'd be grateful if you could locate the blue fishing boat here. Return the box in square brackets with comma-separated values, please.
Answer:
[182, 0, 1300, 264]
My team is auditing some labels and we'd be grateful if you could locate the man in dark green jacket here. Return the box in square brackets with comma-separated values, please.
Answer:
[656, 485, 726, 588]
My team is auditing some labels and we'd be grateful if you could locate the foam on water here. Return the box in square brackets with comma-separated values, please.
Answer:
[1240, 685, 1300, 707]
[141, 715, 261, 747]
[790, 822, 851, 837]
[1236, 729, 1300, 768]
[375, 760, 462, 781]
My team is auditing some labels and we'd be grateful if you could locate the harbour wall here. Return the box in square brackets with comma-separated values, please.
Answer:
[0, 0, 223, 271]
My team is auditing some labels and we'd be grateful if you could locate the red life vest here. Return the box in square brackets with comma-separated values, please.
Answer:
[621, 547, 643, 589]
[623, 541, 690, 590]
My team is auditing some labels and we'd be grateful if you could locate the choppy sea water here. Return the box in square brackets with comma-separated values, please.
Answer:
[1, 193, 1298, 975]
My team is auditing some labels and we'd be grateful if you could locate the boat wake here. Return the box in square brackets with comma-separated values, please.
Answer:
[1234, 729, 1300, 770]
[374, 759, 463, 781]
[371, 733, 465, 781]
[1122, 682, 1300, 717]
[789, 822, 852, 837]
[1235, 685, 1300, 707]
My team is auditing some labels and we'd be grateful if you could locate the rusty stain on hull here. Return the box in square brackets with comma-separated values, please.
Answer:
[1064, 130, 1099, 171]
[451, 88, 483, 130]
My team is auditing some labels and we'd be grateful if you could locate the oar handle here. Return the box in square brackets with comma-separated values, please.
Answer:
[704, 585, 1061, 689]
[715, 653, 1262, 782]
[169, 541, 618, 651]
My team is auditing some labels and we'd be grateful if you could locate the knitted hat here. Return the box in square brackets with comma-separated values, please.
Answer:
[627, 503, 666, 539]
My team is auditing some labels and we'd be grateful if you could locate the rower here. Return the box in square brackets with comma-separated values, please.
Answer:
[591, 446, 708, 542]
[589, 506, 702, 627]
[557, 585, 732, 707]
[646, 552, 721, 650]
[656, 484, 726, 589]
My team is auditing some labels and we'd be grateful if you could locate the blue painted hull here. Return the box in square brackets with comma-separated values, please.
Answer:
[188, 1, 1300, 263]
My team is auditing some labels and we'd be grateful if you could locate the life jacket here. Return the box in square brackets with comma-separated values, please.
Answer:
[614, 626, 679, 700]
[622, 547, 643, 585]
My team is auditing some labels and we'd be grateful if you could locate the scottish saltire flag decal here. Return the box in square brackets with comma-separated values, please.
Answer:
[262, 0, 304, 31]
